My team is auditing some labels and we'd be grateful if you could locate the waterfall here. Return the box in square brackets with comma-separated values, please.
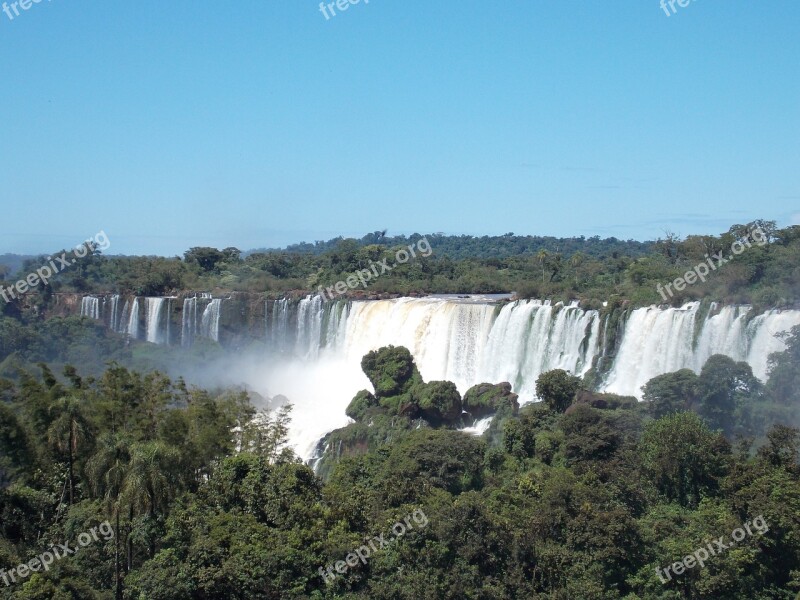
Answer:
[296, 295, 324, 359]
[104, 295, 121, 331]
[145, 298, 168, 344]
[126, 298, 140, 339]
[161, 294, 799, 461]
[200, 299, 222, 342]
[182, 296, 198, 348]
[744, 309, 800, 380]
[269, 296, 799, 403]
[461, 416, 494, 436]
[333, 298, 601, 400]
[264, 296, 350, 356]
[120, 300, 131, 334]
[166, 297, 173, 343]
[268, 298, 291, 352]
[72, 292, 800, 414]
[323, 300, 350, 348]
[80, 297, 101, 320]
[602, 302, 800, 397]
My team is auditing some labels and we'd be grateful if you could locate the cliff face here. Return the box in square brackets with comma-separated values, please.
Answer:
[50, 292, 272, 349]
[48, 291, 425, 350]
[51, 293, 83, 317]
[46, 294, 800, 400]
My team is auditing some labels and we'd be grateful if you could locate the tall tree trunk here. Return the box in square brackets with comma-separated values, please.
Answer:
[68, 426, 75, 505]
[127, 505, 133, 572]
[115, 511, 122, 600]
[149, 499, 156, 558]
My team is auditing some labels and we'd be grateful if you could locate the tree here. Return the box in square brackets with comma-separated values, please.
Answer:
[240, 404, 294, 462]
[756, 425, 800, 473]
[696, 354, 761, 436]
[86, 432, 133, 600]
[0, 402, 34, 487]
[120, 441, 181, 518]
[642, 369, 699, 418]
[536, 369, 581, 413]
[766, 325, 800, 423]
[221, 247, 242, 263]
[640, 412, 729, 507]
[119, 441, 182, 567]
[535, 249, 549, 283]
[568, 251, 586, 285]
[47, 396, 92, 505]
[561, 404, 621, 464]
[183, 247, 225, 272]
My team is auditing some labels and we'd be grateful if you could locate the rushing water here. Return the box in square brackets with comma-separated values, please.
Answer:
[77, 293, 800, 459]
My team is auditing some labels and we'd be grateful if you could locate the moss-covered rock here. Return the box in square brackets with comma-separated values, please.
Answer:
[414, 380, 462, 425]
[462, 382, 520, 420]
[361, 345, 423, 399]
[345, 389, 380, 422]
[571, 389, 638, 411]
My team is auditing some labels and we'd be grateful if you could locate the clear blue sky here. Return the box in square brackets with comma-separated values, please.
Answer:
[1, 1, 798, 255]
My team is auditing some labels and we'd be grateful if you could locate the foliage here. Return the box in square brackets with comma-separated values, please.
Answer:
[535, 369, 582, 413]
[0, 318, 799, 598]
[4, 220, 799, 309]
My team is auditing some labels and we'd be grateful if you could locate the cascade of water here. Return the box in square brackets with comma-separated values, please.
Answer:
[73, 292, 800, 411]
[119, 300, 130, 334]
[332, 298, 601, 400]
[80, 296, 101, 320]
[745, 309, 800, 379]
[145, 298, 167, 344]
[479, 300, 601, 399]
[693, 304, 751, 368]
[461, 416, 494, 436]
[182, 296, 197, 348]
[323, 300, 350, 349]
[126, 298, 140, 339]
[296, 295, 324, 359]
[166, 297, 173, 344]
[200, 299, 222, 342]
[601, 302, 800, 397]
[268, 298, 291, 352]
[105, 295, 121, 332]
[246, 295, 800, 462]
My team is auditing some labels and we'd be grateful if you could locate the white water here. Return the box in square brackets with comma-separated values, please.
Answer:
[267, 298, 291, 352]
[461, 416, 494, 436]
[145, 298, 169, 344]
[125, 298, 140, 339]
[327, 298, 601, 400]
[265, 297, 799, 459]
[603, 302, 800, 397]
[263, 296, 602, 459]
[182, 296, 198, 348]
[77, 293, 800, 460]
[200, 299, 222, 342]
[80, 297, 101, 320]
[105, 295, 121, 331]
[296, 295, 324, 359]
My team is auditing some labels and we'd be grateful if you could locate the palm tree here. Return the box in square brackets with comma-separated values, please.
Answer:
[120, 441, 182, 560]
[90, 438, 181, 590]
[87, 432, 132, 600]
[47, 396, 92, 505]
[120, 441, 179, 517]
[535, 249, 549, 283]
[568, 252, 586, 286]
